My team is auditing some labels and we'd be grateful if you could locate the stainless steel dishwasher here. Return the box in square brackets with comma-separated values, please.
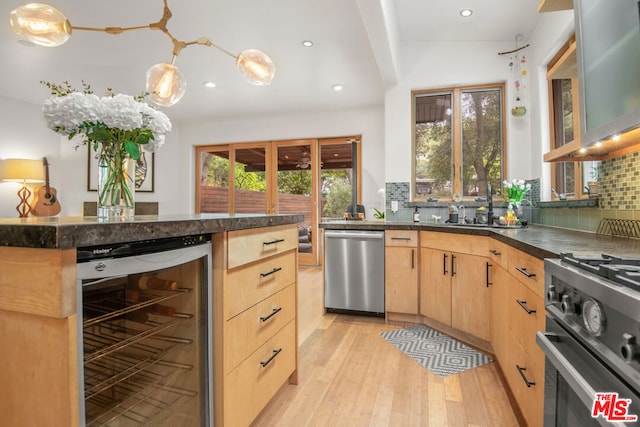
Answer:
[324, 229, 385, 315]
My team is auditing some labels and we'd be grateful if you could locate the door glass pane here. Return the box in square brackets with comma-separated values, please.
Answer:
[461, 88, 502, 197]
[199, 150, 230, 213]
[276, 144, 313, 254]
[234, 147, 267, 214]
[320, 143, 352, 221]
[414, 92, 453, 198]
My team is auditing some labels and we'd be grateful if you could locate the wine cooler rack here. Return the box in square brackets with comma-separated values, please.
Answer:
[82, 278, 199, 426]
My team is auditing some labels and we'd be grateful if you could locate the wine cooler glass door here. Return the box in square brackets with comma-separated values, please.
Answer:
[77, 240, 212, 427]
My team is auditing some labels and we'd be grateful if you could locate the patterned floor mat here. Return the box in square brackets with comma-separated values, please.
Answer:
[380, 323, 493, 378]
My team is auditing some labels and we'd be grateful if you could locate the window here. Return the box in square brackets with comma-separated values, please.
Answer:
[547, 35, 600, 199]
[413, 84, 505, 200]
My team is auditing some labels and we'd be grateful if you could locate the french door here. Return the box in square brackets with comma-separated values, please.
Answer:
[196, 136, 360, 266]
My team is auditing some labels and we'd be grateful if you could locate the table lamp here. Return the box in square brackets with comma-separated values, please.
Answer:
[0, 158, 45, 217]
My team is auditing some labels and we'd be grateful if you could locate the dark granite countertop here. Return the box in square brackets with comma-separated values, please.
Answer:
[0, 214, 304, 249]
[320, 221, 640, 260]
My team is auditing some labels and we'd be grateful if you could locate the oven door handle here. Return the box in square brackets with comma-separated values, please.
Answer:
[536, 331, 598, 413]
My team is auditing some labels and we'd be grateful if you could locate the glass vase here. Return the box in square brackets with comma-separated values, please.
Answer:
[97, 147, 135, 219]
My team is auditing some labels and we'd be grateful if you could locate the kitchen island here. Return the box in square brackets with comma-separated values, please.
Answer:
[0, 214, 303, 427]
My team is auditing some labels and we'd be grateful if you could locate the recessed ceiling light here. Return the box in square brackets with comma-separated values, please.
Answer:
[203, 81, 217, 88]
[612, 134, 621, 141]
[302, 40, 313, 47]
[595, 141, 603, 147]
[332, 84, 344, 91]
[460, 9, 473, 17]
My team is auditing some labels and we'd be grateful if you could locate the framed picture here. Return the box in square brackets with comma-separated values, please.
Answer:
[87, 146, 154, 192]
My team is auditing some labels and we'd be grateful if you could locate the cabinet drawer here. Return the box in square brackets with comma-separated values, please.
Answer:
[505, 337, 544, 427]
[486, 240, 510, 271]
[385, 230, 418, 247]
[224, 320, 296, 427]
[228, 224, 297, 269]
[224, 285, 296, 373]
[509, 281, 545, 373]
[225, 251, 296, 319]
[509, 248, 544, 297]
[420, 231, 488, 254]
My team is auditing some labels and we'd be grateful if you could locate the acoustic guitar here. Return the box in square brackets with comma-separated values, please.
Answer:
[31, 157, 61, 216]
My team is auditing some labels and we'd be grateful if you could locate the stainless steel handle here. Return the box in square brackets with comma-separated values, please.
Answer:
[443, 253, 448, 275]
[260, 307, 282, 322]
[516, 299, 536, 314]
[536, 331, 597, 411]
[489, 249, 501, 255]
[515, 267, 536, 278]
[486, 262, 492, 287]
[260, 348, 282, 367]
[391, 237, 411, 241]
[411, 248, 415, 269]
[325, 232, 384, 239]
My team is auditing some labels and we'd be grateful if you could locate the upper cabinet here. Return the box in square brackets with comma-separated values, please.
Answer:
[538, 0, 573, 13]
[542, 0, 640, 162]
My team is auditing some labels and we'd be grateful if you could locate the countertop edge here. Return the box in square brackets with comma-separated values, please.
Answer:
[0, 214, 305, 249]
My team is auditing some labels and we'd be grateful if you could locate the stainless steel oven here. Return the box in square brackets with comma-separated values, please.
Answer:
[539, 254, 640, 426]
[76, 234, 213, 427]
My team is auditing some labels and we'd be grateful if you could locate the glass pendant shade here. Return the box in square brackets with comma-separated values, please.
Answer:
[10, 3, 71, 47]
[236, 49, 276, 85]
[146, 63, 186, 107]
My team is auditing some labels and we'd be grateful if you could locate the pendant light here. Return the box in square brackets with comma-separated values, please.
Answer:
[9, 2, 276, 107]
[10, 3, 71, 47]
[146, 59, 186, 107]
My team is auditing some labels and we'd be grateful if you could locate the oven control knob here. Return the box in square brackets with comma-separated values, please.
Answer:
[561, 294, 574, 315]
[547, 285, 558, 303]
[621, 334, 640, 362]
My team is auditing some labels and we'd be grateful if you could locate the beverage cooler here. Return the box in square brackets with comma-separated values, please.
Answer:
[76, 235, 213, 426]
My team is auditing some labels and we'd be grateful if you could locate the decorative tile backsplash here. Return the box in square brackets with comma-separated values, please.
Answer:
[599, 151, 640, 210]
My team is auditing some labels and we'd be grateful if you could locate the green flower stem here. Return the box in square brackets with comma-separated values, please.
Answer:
[98, 140, 134, 209]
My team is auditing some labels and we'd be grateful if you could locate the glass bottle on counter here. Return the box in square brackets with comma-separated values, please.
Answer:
[413, 207, 420, 222]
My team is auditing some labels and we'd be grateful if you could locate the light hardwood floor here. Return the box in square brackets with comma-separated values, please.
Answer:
[252, 266, 521, 426]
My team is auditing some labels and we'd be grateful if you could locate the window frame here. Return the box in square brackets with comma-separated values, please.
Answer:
[411, 82, 507, 202]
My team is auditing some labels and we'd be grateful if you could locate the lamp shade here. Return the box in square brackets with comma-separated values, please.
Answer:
[10, 3, 72, 47]
[236, 49, 276, 86]
[0, 158, 45, 183]
[146, 63, 187, 107]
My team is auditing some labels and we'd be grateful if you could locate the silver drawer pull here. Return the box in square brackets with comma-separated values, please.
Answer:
[489, 249, 501, 255]
[263, 238, 285, 246]
[391, 237, 411, 241]
[260, 307, 282, 322]
[516, 364, 536, 387]
[260, 267, 282, 277]
[515, 266, 536, 278]
[260, 348, 282, 367]
[516, 299, 536, 314]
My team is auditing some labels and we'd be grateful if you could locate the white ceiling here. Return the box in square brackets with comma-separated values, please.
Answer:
[0, 0, 542, 123]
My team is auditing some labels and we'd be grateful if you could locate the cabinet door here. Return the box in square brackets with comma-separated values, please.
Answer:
[385, 246, 418, 314]
[451, 252, 492, 341]
[420, 247, 451, 325]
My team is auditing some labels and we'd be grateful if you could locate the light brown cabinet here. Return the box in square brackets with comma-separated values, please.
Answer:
[213, 224, 298, 427]
[491, 245, 545, 427]
[385, 230, 419, 315]
[419, 232, 492, 342]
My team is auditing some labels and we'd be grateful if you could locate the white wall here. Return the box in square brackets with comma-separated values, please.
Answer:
[385, 40, 534, 185]
[0, 95, 184, 218]
[178, 106, 386, 215]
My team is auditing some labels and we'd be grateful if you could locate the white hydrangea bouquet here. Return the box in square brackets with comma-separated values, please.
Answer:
[41, 81, 171, 217]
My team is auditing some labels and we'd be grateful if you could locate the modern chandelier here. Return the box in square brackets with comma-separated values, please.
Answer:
[9, 2, 276, 107]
